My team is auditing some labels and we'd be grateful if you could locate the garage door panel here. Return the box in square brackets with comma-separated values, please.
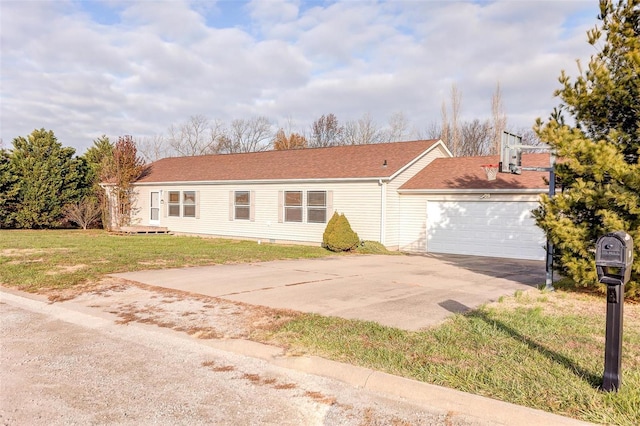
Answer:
[427, 201, 545, 260]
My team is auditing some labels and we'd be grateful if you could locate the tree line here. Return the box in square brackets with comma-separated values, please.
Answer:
[0, 132, 145, 230]
[136, 87, 540, 162]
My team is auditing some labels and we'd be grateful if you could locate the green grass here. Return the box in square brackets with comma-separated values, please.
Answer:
[2, 229, 639, 424]
[259, 294, 640, 425]
[0, 229, 331, 290]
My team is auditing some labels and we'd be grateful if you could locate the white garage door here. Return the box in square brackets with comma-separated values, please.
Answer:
[426, 201, 546, 260]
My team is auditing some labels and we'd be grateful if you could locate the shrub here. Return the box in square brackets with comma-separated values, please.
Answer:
[355, 240, 397, 255]
[323, 212, 359, 252]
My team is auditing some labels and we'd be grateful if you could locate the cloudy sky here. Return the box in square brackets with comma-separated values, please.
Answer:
[1, 0, 599, 154]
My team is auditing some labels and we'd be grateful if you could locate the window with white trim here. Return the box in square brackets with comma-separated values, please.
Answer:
[168, 191, 180, 217]
[167, 190, 198, 218]
[234, 191, 250, 220]
[307, 191, 327, 223]
[284, 191, 303, 222]
[183, 191, 196, 217]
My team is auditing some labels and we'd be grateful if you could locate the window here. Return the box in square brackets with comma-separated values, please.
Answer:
[183, 191, 196, 217]
[235, 191, 250, 220]
[284, 191, 303, 222]
[168, 191, 180, 217]
[167, 190, 198, 218]
[307, 191, 326, 223]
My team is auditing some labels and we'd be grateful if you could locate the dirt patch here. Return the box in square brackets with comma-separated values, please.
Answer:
[45, 264, 87, 275]
[53, 277, 302, 340]
[1, 248, 68, 257]
[138, 259, 169, 266]
[7, 258, 44, 265]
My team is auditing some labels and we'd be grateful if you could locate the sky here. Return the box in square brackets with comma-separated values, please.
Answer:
[0, 0, 600, 154]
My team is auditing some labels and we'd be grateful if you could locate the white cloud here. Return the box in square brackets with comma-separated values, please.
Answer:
[0, 0, 600, 153]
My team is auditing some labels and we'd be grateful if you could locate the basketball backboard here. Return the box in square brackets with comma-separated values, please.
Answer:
[499, 131, 523, 174]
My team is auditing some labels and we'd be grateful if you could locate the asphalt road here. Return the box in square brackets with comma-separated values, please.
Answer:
[1, 295, 481, 426]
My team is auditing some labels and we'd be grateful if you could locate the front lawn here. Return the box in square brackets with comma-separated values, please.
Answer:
[0, 229, 330, 291]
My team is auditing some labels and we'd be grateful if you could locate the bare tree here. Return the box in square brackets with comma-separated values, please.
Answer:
[343, 113, 382, 145]
[459, 119, 493, 156]
[418, 120, 444, 140]
[220, 116, 272, 153]
[384, 111, 412, 142]
[491, 82, 507, 154]
[63, 197, 101, 229]
[440, 100, 450, 146]
[309, 114, 343, 147]
[137, 134, 170, 162]
[450, 84, 462, 156]
[168, 115, 223, 156]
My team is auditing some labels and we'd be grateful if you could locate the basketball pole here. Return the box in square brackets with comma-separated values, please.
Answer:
[501, 132, 556, 291]
[545, 158, 556, 292]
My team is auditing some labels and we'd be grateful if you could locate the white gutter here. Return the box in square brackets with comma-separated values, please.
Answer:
[134, 177, 393, 186]
[397, 188, 547, 195]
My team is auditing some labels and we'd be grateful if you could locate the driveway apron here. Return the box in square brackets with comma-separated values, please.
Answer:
[113, 254, 545, 330]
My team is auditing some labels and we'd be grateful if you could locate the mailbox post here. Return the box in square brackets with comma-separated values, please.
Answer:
[595, 231, 634, 392]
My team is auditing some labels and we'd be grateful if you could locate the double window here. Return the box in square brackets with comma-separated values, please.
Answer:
[282, 190, 330, 223]
[168, 190, 198, 218]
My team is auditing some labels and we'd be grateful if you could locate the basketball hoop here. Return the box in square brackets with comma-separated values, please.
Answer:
[481, 164, 499, 181]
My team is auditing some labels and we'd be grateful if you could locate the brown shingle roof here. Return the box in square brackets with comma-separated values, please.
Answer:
[136, 140, 440, 183]
[400, 153, 551, 190]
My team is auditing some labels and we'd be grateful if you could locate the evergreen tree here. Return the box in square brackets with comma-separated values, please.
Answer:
[533, 0, 640, 296]
[9, 129, 89, 228]
[0, 149, 19, 228]
[323, 212, 360, 252]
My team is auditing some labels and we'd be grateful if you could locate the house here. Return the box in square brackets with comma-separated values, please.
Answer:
[111, 140, 550, 261]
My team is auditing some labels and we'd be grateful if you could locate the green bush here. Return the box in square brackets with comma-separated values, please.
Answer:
[323, 212, 359, 252]
[355, 240, 397, 255]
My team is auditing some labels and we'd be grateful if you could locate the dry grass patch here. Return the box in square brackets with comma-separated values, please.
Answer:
[46, 264, 87, 275]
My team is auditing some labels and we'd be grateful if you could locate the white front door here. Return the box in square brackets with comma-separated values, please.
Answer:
[150, 192, 160, 225]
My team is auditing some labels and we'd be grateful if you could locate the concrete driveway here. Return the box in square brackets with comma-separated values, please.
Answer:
[114, 254, 545, 331]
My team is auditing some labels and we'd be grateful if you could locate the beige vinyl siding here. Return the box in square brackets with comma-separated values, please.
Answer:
[131, 180, 382, 245]
[385, 145, 449, 247]
[131, 186, 152, 226]
[398, 196, 428, 252]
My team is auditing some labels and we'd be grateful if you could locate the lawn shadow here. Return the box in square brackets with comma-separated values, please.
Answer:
[469, 309, 602, 389]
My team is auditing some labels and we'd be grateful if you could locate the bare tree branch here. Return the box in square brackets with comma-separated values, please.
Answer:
[310, 114, 343, 147]
[222, 116, 272, 153]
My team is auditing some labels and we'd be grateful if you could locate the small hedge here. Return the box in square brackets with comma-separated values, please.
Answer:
[323, 212, 359, 252]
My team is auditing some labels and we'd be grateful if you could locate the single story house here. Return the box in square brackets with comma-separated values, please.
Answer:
[108, 140, 550, 260]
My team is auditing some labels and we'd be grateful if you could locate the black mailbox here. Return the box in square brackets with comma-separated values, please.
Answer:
[595, 231, 634, 392]
[596, 231, 634, 286]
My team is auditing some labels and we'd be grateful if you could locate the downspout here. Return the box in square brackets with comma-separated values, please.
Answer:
[379, 179, 387, 245]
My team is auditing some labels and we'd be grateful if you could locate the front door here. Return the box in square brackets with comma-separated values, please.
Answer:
[150, 192, 160, 225]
